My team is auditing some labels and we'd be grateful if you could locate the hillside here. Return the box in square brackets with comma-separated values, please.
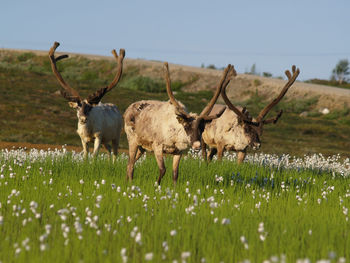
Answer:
[1, 48, 350, 157]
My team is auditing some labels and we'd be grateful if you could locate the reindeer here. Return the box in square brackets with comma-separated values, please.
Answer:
[202, 65, 300, 163]
[48, 42, 124, 160]
[124, 63, 235, 184]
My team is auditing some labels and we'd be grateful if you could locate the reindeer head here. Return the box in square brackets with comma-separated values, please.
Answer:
[221, 65, 300, 151]
[163, 63, 235, 150]
[49, 42, 125, 124]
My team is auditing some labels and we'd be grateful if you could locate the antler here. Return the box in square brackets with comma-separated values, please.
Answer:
[221, 68, 254, 123]
[164, 62, 191, 118]
[199, 64, 236, 118]
[256, 65, 300, 122]
[87, 49, 125, 105]
[49, 42, 81, 103]
[262, 110, 283, 125]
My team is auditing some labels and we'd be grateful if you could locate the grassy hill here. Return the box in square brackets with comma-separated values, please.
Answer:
[1, 49, 350, 157]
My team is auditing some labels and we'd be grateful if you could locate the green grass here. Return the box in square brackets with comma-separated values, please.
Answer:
[0, 152, 349, 262]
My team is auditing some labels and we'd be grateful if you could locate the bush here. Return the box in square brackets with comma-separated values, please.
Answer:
[17, 52, 36, 62]
[120, 76, 164, 93]
[206, 64, 216, 70]
[253, 79, 262, 86]
[262, 72, 272, 78]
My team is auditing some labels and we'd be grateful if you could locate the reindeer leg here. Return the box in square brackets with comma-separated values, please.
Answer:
[92, 136, 102, 158]
[154, 146, 166, 185]
[111, 139, 119, 163]
[172, 154, 182, 185]
[208, 148, 217, 162]
[103, 143, 114, 162]
[135, 147, 145, 162]
[127, 142, 138, 181]
[104, 143, 112, 154]
[201, 139, 207, 162]
[217, 144, 224, 161]
[81, 139, 89, 159]
[237, 151, 246, 164]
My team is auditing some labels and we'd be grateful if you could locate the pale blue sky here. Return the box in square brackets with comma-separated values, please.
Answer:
[1, 0, 349, 80]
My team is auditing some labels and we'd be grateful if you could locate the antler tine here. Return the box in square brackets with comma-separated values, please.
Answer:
[48, 41, 81, 102]
[87, 48, 125, 105]
[106, 48, 125, 90]
[256, 65, 300, 122]
[164, 62, 190, 117]
[199, 64, 235, 117]
[262, 110, 283, 125]
[222, 65, 237, 91]
[220, 66, 250, 122]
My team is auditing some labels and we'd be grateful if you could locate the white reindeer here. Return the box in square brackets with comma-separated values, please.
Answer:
[202, 65, 300, 163]
[48, 42, 124, 160]
[124, 63, 235, 184]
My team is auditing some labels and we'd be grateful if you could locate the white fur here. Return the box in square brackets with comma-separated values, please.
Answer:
[75, 102, 123, 159]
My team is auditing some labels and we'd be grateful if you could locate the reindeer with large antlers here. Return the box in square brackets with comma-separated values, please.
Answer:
[124, 63, 235, 184]
[202, 65, 300, 163]
[49, 42, 125, 160]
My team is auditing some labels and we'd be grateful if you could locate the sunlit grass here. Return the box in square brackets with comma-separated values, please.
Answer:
[0, 149, 349, 262]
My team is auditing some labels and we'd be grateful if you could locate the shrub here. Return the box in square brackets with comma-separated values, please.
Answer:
[253, 79, 262, 86]
[121, 76, 164, 93]
[263, 72, 272, 78]
[17, 52, 36, 62]
[206, 64, 216, 70]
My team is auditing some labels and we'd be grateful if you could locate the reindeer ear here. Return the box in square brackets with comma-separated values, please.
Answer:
[68, 102, 79, 109]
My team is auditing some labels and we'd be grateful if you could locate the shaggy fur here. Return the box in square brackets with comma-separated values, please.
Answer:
[124, 100, 202, 184]
[202, 104, 261, 162]
[72, 101, 123, 160]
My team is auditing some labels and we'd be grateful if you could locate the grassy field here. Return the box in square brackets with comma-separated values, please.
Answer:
[1, 50, 350, 157]
[0, 149, 349, 262]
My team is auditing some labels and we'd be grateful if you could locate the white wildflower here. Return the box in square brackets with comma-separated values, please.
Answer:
[221, 218, 231, 225]
[145, 252, 153, 261]
[135, 232, 142, 245]
[181, 251, 191, 259]
[40, 244, 47, 251]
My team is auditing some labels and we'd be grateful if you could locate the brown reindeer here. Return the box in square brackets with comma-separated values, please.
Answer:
[49, 42, 125, 160]
[124, 63, 236, 184]
[202, 65, 300, 163]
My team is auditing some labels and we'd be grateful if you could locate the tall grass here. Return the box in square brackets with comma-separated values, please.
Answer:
[0, 149, 349, 262]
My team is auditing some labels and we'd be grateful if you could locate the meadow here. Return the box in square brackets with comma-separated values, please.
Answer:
[1, 148, 350, 263]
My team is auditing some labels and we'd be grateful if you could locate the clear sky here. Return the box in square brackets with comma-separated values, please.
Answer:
[1, 0, 349, 80]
